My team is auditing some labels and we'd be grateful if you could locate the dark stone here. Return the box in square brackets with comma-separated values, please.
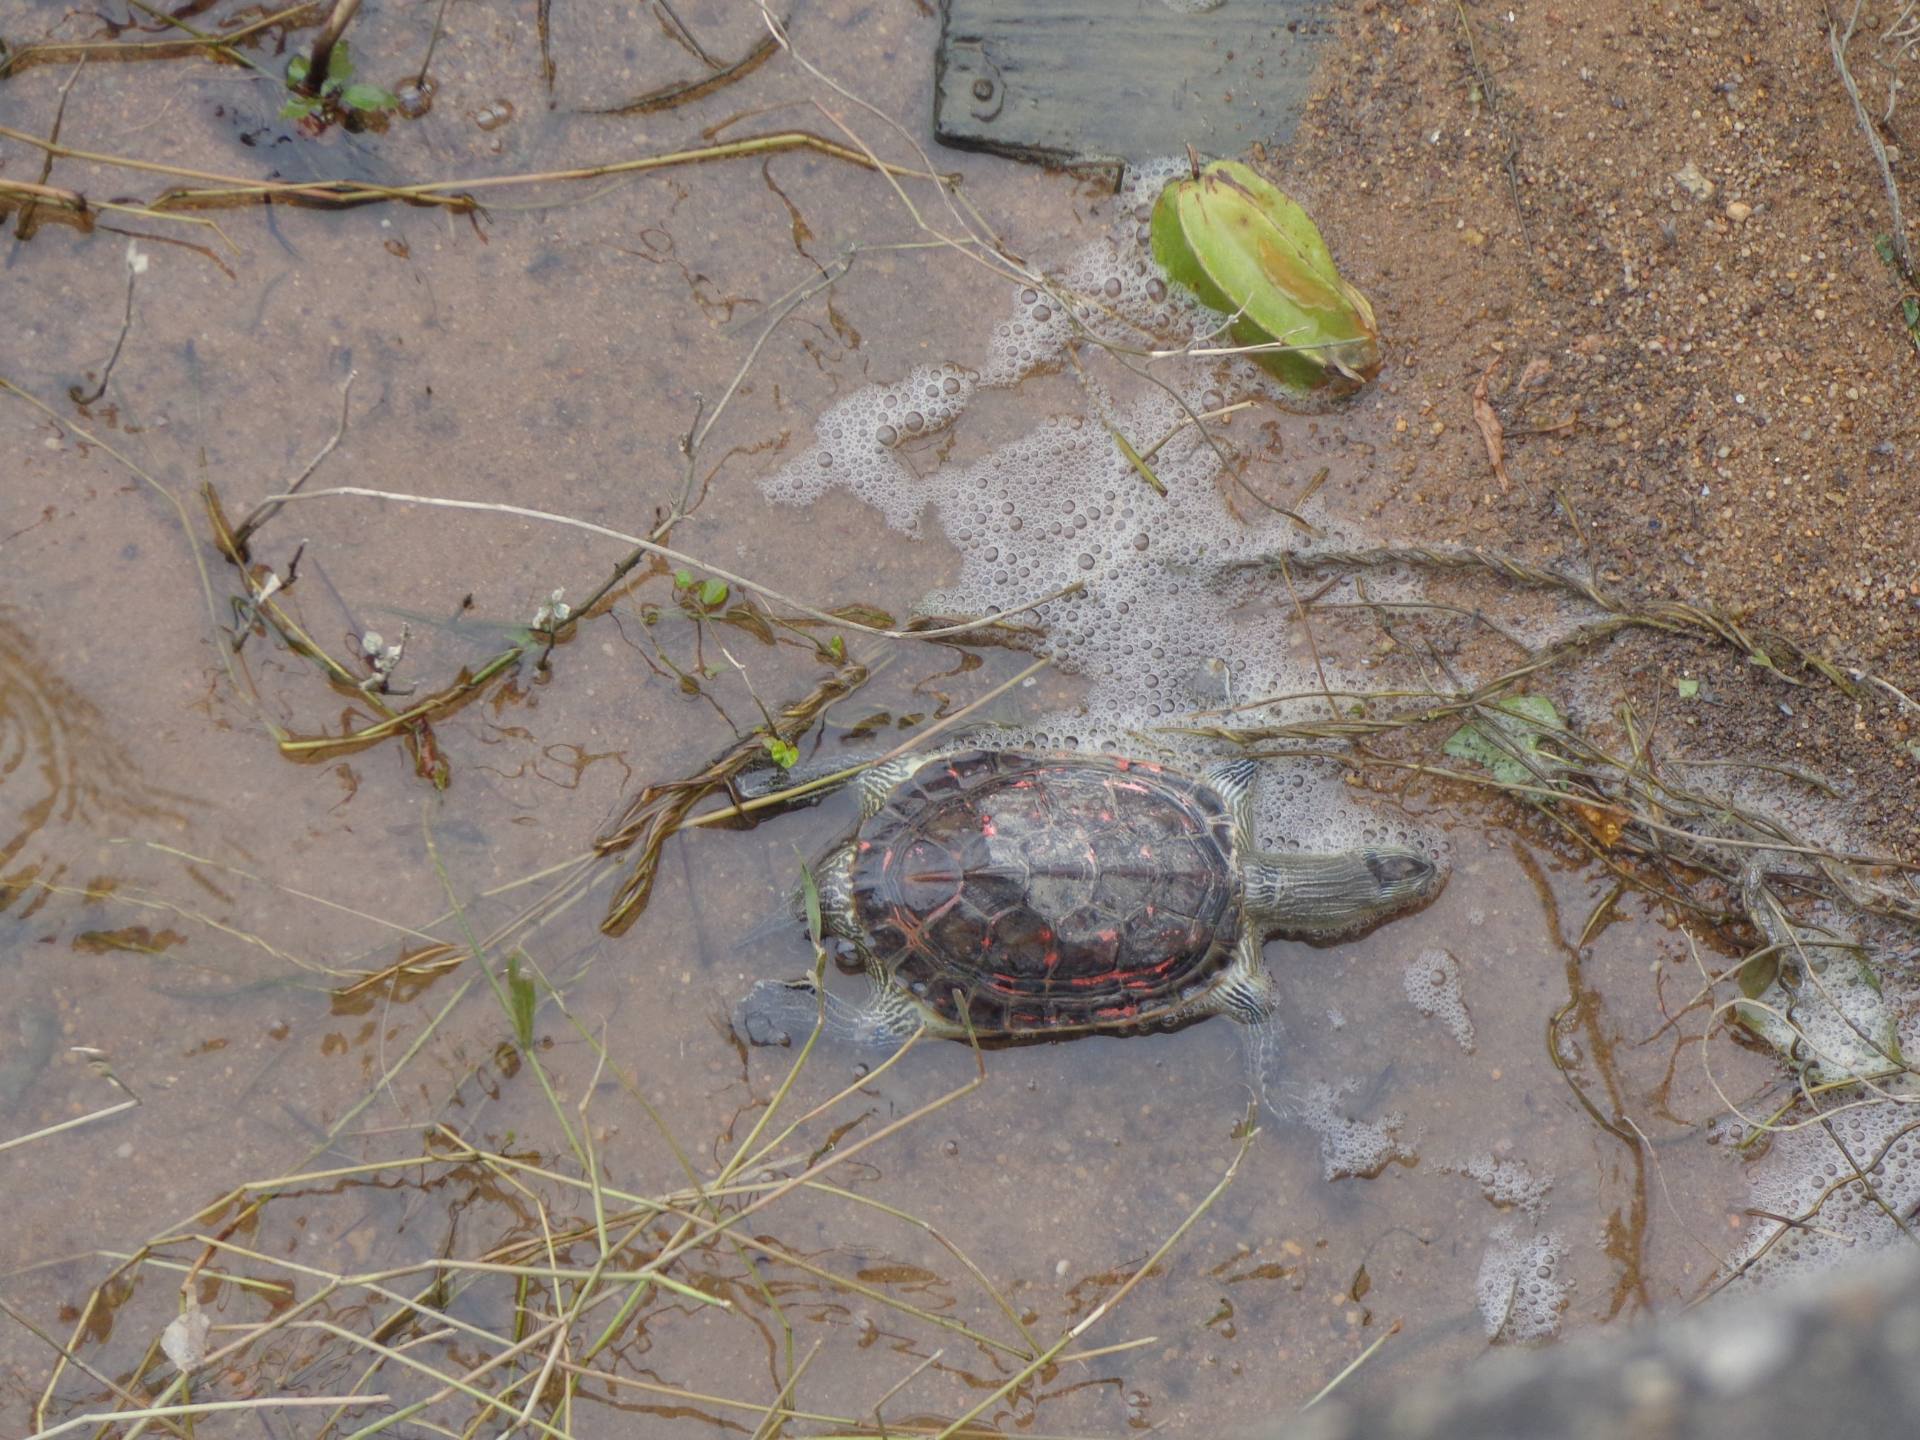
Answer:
[1289, 1258, 1920, 1440]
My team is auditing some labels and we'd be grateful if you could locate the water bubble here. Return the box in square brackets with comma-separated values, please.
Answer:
[472, 99, 514, 131]
[396, 79, 436, 118]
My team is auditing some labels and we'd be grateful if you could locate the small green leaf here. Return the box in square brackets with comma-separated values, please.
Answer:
[1875, 234, 1897, 265]
[698, 578, 729, 608]
[505, 953, 537, 1049]
[1108, 424, 1166, 495]
[1442, 694, 1564, 786]
[1151, 159, 1380, 393]
[673, 569, 694, 590]
[287, 54, 310, 83]
[1675, 677, 1700, 699]
[1748, 650, 1776, 671]
[827, 634, 846, 661]
[764, 735, 799, 769]
[797, 856, 823, 947]
[329, 39, 354, 81]
[340, 83, 397, 112]
[278, 96, 320, 120]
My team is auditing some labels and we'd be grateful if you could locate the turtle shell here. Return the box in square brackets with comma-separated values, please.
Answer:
[848, 751, 1244, 1036]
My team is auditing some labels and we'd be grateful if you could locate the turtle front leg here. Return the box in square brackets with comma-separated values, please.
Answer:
[734, 976, 922, 1051]
[1215, 931, 1287, 1122]
[734, 751, 925, 819]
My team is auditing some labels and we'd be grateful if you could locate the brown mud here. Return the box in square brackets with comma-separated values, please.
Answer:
[1282, 0, 1920, 844]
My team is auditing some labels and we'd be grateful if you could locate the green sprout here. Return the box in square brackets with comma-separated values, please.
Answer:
[281, 42, 398, 121]
[672, 570, 729, 609]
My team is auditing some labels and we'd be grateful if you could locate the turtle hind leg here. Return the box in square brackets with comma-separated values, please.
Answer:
[734, 976, 920, 1051]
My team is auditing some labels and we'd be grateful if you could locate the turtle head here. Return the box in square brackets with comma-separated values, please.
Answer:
[1246, 845, 1443, 938]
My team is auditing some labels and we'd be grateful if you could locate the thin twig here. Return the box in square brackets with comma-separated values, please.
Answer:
[1830, 0, 1914, 280]
[256, 485, 1084, 641]
[302, 0, 363, 92]
[66, 259, 138, 407]
[229, 370, 356, 554]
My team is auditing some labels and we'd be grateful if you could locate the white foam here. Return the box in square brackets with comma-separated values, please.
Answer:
[1456, 1153, 1552, 1217]
[759, 159, 1439, 860]
[1403, 948, 1474, 1052]
[1475, 1224, 1569, 1341]
[1295, 1080, 1410, 1181]
[1728, 1063, 1920, 1289]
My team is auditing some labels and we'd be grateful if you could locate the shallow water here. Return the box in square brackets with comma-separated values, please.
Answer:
[0, 1, 1861, 1434]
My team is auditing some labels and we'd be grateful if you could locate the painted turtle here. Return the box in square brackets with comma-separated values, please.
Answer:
[736, 750, 1441, 1087]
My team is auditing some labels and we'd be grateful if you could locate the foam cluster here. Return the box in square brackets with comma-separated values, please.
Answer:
[1403, 948, 1475, 1052]
[760, 362, 977, 532]
[1729, 1068, 1920, 1289]
[1456, 1153, 1552, 1217]
[760, 162, 1443, 861]
[1475, 1224, 1569, 1342]
[1294, 1080, 1411, 1181]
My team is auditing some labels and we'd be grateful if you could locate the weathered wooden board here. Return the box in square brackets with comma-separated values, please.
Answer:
[934, 0, 1338, 170]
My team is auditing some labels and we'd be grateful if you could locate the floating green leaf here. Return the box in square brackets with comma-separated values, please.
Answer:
[797, 856, 823, 948]
[1150, 159, 1380, 393]
[505, 953, 537, 1050]
[340, 83, 398, 113]
[1736, 869, 1900, 1085]
[764, 735, 799, 769]
[698, 578, 729, 608]
[1442, 694, 1563, 786]
[673, 569, 694, 590]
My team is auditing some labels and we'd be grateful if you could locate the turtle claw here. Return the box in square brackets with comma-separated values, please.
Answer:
[736, 977, 914, 1051]
[735, 978, 822, 1047]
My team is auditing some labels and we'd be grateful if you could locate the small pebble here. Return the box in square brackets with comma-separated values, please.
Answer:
[1725, 200, 1753, 223]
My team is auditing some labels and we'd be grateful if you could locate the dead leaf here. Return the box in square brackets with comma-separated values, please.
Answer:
[1571, 801, 1626, 849]
[1471, 360, 1521, 493]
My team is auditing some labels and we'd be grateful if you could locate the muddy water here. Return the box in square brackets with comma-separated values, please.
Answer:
[0, 1, 1790, 1434]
